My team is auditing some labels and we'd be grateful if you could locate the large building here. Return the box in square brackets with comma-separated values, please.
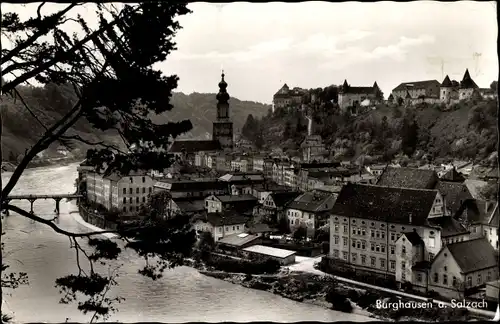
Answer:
[338, 80, 382, 112]
[169, 72, 234, 159]
[391, 80, 441, 104]
[272, 83, 307, 111]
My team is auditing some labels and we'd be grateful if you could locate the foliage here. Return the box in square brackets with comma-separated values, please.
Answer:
[205, 255, 281, 275]
[478, 182, 499, 201]
[325, 287, 353, 313]
[0, 2, 200, 321]
[277, 216, 290, 234]
[292, 225, 308, 242]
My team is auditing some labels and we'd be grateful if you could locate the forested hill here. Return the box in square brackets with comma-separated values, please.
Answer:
[1, 83, 270, 162]
[242, 96, 499, 165]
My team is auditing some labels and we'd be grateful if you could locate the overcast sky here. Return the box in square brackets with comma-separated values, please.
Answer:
[3, 1, 498, 104]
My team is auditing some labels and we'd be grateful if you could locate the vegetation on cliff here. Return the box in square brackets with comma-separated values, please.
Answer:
[242, 85, 498, 165]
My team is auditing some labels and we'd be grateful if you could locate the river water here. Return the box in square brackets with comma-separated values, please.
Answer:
[1, 164, 370, 323]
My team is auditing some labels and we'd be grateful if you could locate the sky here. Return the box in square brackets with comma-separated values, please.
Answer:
[2, 1, 498, 104]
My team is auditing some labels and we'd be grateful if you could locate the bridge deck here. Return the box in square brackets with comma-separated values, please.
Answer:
[7, 194, 82, 199]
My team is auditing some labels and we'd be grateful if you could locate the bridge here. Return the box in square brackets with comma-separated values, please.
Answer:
[4, 194, 83, 215]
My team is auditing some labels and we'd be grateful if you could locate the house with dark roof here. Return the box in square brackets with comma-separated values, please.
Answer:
[205, 194, 258, 215]
[376, 167, 438, 189]
[241, 182, 288, 204]
[328, 183, 450, 278]
[216, 233, 262, 253]
[439, 168, 465, 182]
[434, 180, 473, 217]
[391, 80, 441, 104]
[286, 191, 337, 237]
[272, 83, 306, 110]
[458, 69, 479, 101]
[257, 191, 301, 223]
[153, 178, 229, 199]
[428, 238, 499, 299]
[338, 79, 383, 112]
[455, 199, 499, 250]
[192, 210, 249, 241]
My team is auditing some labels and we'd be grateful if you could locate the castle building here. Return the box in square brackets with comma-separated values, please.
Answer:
[272, 83, 306, 111]
[391, 80, 441, 104]
[439, 75, 458, 104]
[458, 68, 479, 101]
[338, 80, 382, 112]
[169, 72, 233, 161]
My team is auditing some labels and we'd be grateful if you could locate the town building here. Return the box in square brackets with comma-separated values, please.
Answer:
[283, 165, 299, 189]
[272, 159, 292, 186]
[257, 191, 301, 223]
[252, 155, 274, 177]
[242, 182, 288, 204]
[300, 135, 326, 163]
[153, 178, 228, 199]
[231, 157, 251, 173]
[391, 80, 441, 105]
[338, 80, 383, 112]
[328, 183, 448, 278]
[365, 164, 387, 178]
[434, 180, 472, 217]
[216, 233, 262, 254]
[242, 245, 297, 265]
[192, 211, 248, 241]
[427, 238, 498, 299]
[376, 167, 439, 189]
[169, 72, 233, 161]
[286, 190, 337, 237]
[86, 171, 155, 215]
[205, 194, 259, 214]
[455, 200, 499, 250]
[272, 83, 307, 111]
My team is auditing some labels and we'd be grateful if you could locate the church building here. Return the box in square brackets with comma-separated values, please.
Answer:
[169, 72, 234, 162]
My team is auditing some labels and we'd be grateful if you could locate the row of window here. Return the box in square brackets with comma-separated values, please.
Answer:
[122, 205, 139, 212]
[128, 176, 147, 184]
[430, 272, 492, 287]
[217, 225, 241, 232]
[332, 250, 396, 270]
[123, 197, 146, 204]
[123, 187, 153, 195]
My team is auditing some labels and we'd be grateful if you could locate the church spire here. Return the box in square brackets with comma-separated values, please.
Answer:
[216, 70, 230, 105]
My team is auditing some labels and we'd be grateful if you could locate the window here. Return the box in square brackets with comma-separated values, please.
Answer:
[129, 206, 133, 211]
[390, 246, 395, 254]
[343, 252, 348, 260]
[487, 272, 491, 281]
[123, 197, 126, 204]
[376, 231, 380, 238]
[402, 272, 406, 281]
[361, 241, 366, 249]
[123, 188, 126, 194]
[371, 243, 375, 251]
[334, 250, 339, 258]
[142, 176, 145, 183]
[390, 260, 396, 270]
[334, 224, 339, 232]
[343, 237, 347, 246]
[452, 277, 457, 287]
[417, 273, 422, 282]
[352, 240, 356, 248]
[334, 236, 339, 244]
[356, 241, 361, 249]
[357, 229, 361, 235]
[381, 245, 386, 253]
[352, 253, 357, 262]
[477, 274, 482, 284]
[433, 273, 438, 283]
[129, 177, 133, 183]
[142, 197, 146, 203]
[375, 245, 380, 252]
[344, 226, 348, 233]
[443, 274, 448, 285]
[370, 257, 376, 266]
[219, 227, 222, 233]
[142, 187, 146, 193]
[361, 255, 366, 265]
[129, 197, 132, 203]
[352, 227, 356, 235]
[232, 226, 235, 231]
[129, 188, 133, 194]
[225, 227, 229, 231]
[429, 253, 435, 260]
[391, 233, 395, 241]
[467, 276, 472, 287]
[402, 246, 406, 254]
[136, 197, 139, 203]
[371, 231, 375, 238]
[401, 261, 406, 270]
[444, 266, 447, 272]
[380, 259, 385, 268]
[362, 229, 366, 236]
[381, 232, 385, 239]
[484, 230, 487, 237]
[149, 187, 152, 193]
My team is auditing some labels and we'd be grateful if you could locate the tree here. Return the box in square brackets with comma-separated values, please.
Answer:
[478, 182, 498, 201]
[292, 225, 308, 242]
[283, 120, 292, 140]
[400, 118, 419, 157]
[241, 114, 256, 140]
[490, 80, 498, 91]
[1, 3, 196, 321]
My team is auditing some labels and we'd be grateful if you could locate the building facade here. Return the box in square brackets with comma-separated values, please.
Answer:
[338, 80, 382, 112]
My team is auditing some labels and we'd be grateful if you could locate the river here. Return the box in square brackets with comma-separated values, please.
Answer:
[1, 163, 371, 323]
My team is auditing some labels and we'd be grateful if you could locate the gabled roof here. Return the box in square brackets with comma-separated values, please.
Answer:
[444, 238, 498, 274]
[401, 231, 424, 245]
[440, 168, 465, 182]
[463, 179, 489, 199]
[455, 199, 498, 225]
[269, 191, 301, 207]
[460, 69, 479, 89]
[392, 80, 441, 92]
[287, 191, 337, 213]
[173, 198, 206, 213]
[331, 183, 438, 226]
[170, 140, 221, 153]
[376, 167, 438, 189]
[427, 216, 469, 238]
[434, 181, 472, 217]
[196, 210, 250, 226]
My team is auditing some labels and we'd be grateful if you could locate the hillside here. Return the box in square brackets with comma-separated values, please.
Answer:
[247, 98, 498, 165]
[0, 84, 270, 162]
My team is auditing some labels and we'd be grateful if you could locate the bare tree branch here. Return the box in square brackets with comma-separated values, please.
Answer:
[60, 135, 125, 154]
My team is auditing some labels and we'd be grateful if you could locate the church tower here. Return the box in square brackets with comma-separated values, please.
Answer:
[213, 71, 234, 151]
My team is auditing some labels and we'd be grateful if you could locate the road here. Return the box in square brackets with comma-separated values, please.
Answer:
[285, 256, 498, 319]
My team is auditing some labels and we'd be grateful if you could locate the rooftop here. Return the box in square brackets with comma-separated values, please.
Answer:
[401, 231, 424, 245]
[270, 191, 302, 207]
[287, 191, 337, 213]
[445, 238, 498, 274]
[242, 244, 296, 258]
[215, 194, 258, 203]
[392, 80, 441, 92]
[427, 216, 469, 237]
[217, 233, 260, 247]
[376, 167, 438, 189]
[332, 183, 438, 226]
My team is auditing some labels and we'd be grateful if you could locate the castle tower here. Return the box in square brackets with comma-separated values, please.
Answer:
[459, 68, 479, 100]
[213, 71, 234, 151]
[440, 75, 453, 103]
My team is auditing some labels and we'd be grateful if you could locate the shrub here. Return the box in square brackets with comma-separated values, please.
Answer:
[347, 289, 360, 301]
[357, 291, 379, 309]
[325, 289, 353, 313]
